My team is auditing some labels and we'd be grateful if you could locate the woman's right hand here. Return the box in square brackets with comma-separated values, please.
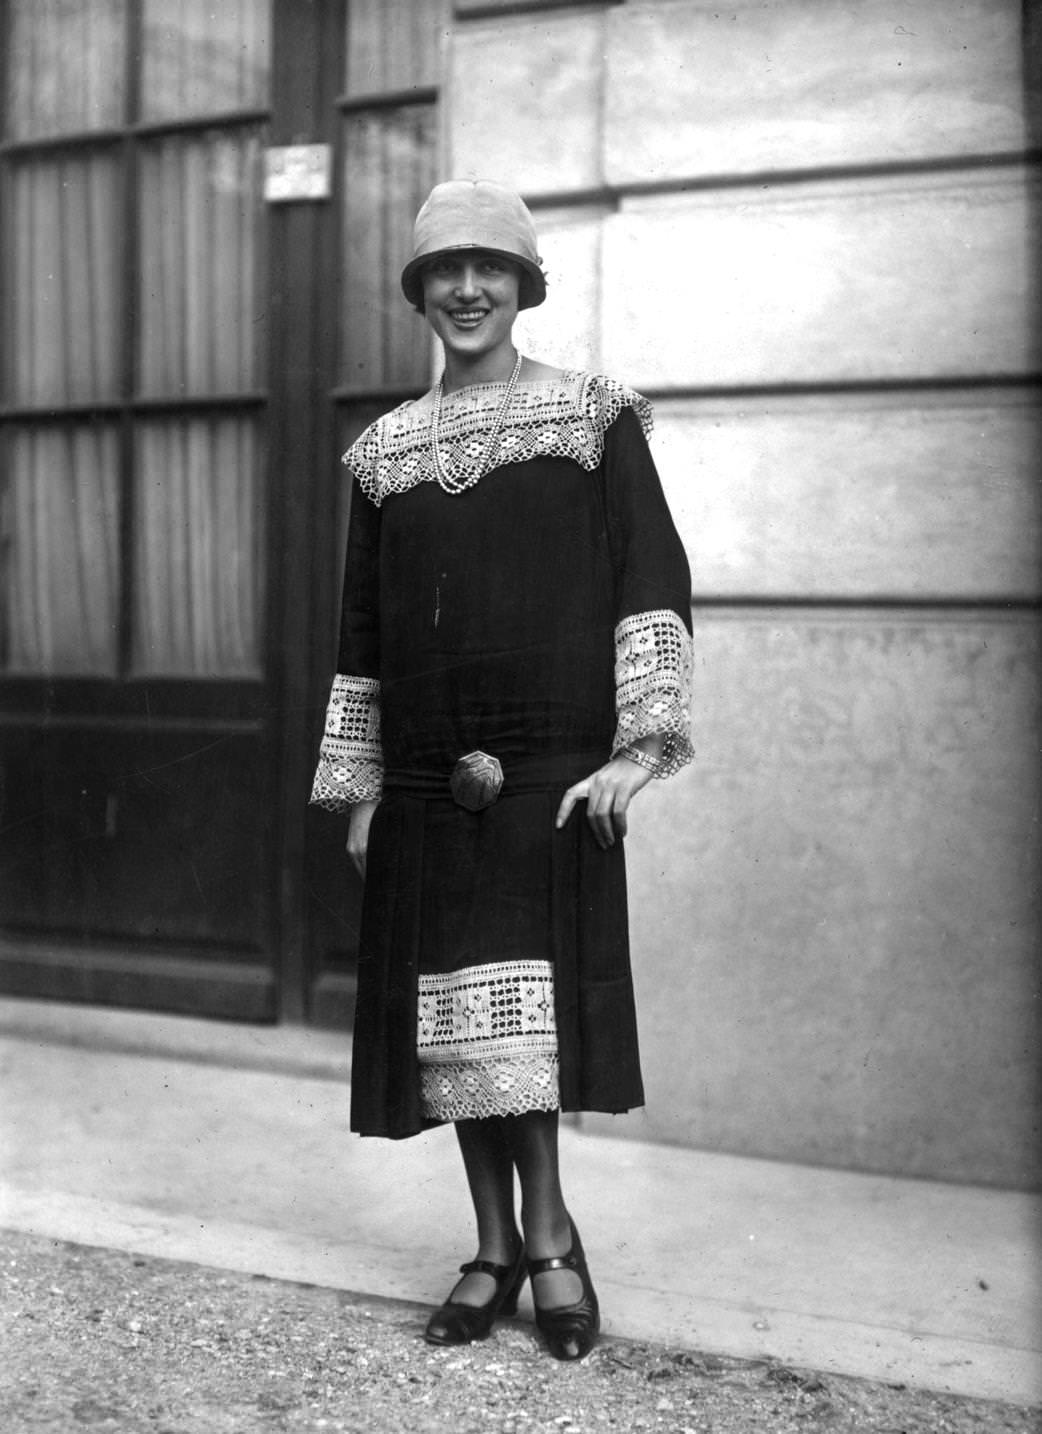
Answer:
[346, 798, 380, 880]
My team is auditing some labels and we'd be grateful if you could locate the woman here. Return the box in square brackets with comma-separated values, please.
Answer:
[311, 180, 693, 1361]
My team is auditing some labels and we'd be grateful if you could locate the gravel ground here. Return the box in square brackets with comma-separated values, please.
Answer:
[1, 1230, 1037, 1434]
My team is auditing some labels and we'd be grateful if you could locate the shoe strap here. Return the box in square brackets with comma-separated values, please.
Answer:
[527, 1250, 578, 1276]
[458, 1257, 515, 1279]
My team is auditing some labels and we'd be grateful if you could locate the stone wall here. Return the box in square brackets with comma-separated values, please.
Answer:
[447, 0, 1040, 1187]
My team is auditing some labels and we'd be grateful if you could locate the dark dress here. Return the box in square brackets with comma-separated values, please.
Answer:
[311, 372, 693, 1139]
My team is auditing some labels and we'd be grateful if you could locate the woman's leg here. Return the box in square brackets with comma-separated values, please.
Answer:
[450, 1116, 522, 1306]
[508, 1110, 583, 1307]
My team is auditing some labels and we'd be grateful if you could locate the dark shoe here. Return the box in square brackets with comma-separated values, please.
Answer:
[424, 1242, 527, 1345]
[528, 1220, 600, 1361]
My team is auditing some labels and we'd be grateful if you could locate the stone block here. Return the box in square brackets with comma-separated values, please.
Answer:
[648, 388, 1042, 599]
[603, 168, 1039, 387]
[447, 10, 605, 193]
[513, 204, 608, 369]
[605, 0, 1027, 184]
[613, 611, 1041, 1188]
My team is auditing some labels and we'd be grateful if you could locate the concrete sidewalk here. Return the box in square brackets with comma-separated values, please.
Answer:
[0, 997, 1038, 1409]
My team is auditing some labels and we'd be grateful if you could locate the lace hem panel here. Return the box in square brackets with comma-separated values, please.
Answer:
[417, 959, 557, 1064]
[612, 608, 695, 776]
[420, 1053, 560, 1121]
[343, 371, 653, 505]
[309, 673, 384, 810]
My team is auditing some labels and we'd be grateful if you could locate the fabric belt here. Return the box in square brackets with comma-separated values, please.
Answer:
[382, 749, 607, 810]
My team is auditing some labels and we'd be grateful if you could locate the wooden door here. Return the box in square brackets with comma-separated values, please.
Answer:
[0, 0, 281, 1019]
[0, 0, 449, 1023]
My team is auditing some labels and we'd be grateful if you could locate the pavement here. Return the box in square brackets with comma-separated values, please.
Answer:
[0, 996, 1038, 1410]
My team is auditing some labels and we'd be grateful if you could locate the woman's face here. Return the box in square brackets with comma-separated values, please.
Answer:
[421, 251, 521, 364]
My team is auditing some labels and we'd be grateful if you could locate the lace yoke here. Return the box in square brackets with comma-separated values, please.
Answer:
[343, 370, 653, 505]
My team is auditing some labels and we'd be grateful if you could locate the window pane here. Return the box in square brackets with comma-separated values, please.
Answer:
[1, 425, 120, 675]
[3, 0, 127, 141]
[3, 154, 123, 407]
[141, 0, 272, 121]
[340, 107, 437, 389]
[344, 0, 448, 95]
[138, 130, 267, 398]
[132, 417, 265, 677]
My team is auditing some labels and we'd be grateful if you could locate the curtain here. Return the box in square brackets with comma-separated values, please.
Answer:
[141, 0, 271, 122]
[6, 153, 122, 407]
[132, 418, 264, 677]
[1, 426, 120, 674]
[344, 0, 446, 95]
[340, 107, 437, 389]
[2, 147, 122, 674]
[2, 0, 275, 680]
[133, 130, 267, 674]
[4, 0, 126, 141]
[338, 0, 447, 391]
[138, 130, 266, 397]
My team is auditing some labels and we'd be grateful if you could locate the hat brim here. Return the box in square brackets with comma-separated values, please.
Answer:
[401, 245, 546, 312]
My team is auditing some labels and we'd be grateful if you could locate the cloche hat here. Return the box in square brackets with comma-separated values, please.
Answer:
[401, 179, 547, 311]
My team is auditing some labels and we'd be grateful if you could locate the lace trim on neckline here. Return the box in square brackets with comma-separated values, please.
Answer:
[343, 370, 653, 506]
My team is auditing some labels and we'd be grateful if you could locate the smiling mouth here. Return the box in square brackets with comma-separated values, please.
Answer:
[448, 309, 488, 325]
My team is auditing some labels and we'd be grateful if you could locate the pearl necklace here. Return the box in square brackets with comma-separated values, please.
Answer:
[430, 352, 524, 495]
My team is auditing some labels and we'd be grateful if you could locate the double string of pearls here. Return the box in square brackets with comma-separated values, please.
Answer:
[429, 351, 524, 496]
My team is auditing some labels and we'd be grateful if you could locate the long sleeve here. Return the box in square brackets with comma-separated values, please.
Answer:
[310, 478, 384, 810]
[603, 404, 694, 775]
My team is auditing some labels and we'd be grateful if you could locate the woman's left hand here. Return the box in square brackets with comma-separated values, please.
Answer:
[555, 755, 654, 850]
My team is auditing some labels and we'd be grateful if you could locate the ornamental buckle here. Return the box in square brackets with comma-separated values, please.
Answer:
[449, 751, 504, 812]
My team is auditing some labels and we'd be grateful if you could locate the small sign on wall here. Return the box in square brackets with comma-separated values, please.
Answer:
[264, 145, 332, 203]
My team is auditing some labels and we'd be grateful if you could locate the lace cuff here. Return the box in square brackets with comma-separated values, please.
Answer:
[612, 609, 694, 776]
[309, 673, 383, 810]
